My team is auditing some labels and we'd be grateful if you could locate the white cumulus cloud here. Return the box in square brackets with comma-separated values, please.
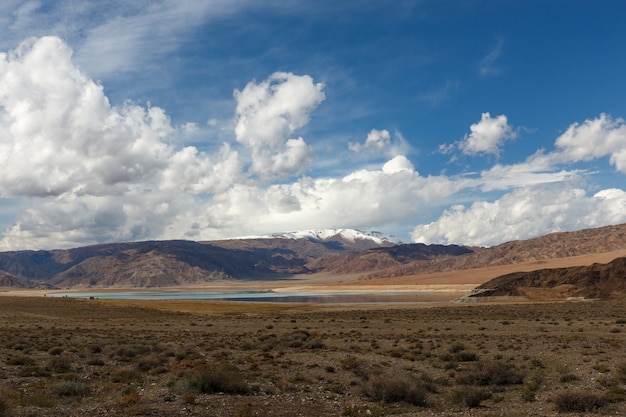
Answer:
[233, 72, 325, 178]
[411, 185, 626, 246]
[459, 112, 516, 156]
[553, 113, 626, 173]
[349, 129, 391, 153]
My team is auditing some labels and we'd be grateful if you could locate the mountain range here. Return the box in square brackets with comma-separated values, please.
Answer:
[1, 225, 626, 295]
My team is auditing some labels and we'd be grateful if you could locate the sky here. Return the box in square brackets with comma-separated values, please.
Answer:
[1, 0, 626, 250]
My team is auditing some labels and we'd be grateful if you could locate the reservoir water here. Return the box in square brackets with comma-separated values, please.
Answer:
[47, 289, 438, 303]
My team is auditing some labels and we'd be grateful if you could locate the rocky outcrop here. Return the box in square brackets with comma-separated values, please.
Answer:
[466, 257, 626, 300]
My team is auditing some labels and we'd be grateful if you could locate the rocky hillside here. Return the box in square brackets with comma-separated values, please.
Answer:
[307, 243, 472, 274]
[0, 233, 452, 288]
[2, 223, 626, 289]
[466, 257, 626, 300]
[363, 223, 626, 279]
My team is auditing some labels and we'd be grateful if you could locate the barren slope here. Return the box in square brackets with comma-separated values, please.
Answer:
[467, 256, 626, 300]
[364, 223, 626, 279]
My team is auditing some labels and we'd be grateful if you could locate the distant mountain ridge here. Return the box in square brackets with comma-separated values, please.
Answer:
[361, 223, 626, 279]
[0, 229, 409, 288]
[1, 224, 626, 290]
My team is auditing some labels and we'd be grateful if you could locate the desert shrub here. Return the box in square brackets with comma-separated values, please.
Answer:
[521, 381, 539, 402]
[280, 330, 311, 348]
[304, 338, 325, 349]
[51, 379, 90, 396]
[90, 344, 103, 354]
[340, 355, 364, 371]
[111, 367, 143, 383]
[456, 360, 524, 386]
[48, 347, 64, 356]
[449, 343, 465, 353]
[559, 373, 579, 383]
[48, 354, 73, 373]
[187, 364, 249, 395]
[115, 388, 140, 406]
[6, 355, 35, 366]
[87, 357, 105, 366]
[363, 374, 428, 406]
[450, 387, 491, 408]
[19, 394, 56, 408]
[135, 353, 165, 372]
[554, 390, 606, 412]
[340, 355, 370, 379]
[174, 345, 201, 361]
[455, 352, 479, 362]
[17, 365, 51, 377]
[181, 392, 196, 404]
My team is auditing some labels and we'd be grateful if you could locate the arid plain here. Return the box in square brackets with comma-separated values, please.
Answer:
[2, 250, 626, 416]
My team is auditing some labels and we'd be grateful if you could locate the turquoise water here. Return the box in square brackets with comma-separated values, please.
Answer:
[47, 290, 435, 303]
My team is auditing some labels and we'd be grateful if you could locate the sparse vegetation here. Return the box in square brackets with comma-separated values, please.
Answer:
[0, 295, 625, 416]
[450, 387, 492, 408]
[363, 374, 428, 406]
[51, 378, 90, 396]
[553, 390, 606, 412]
[187, 364, 250, 395]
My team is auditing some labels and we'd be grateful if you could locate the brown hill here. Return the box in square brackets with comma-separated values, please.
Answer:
[2, 223, 626, 289]
[467, 257, 626, 300]
[0, 236, 409, 288]
[307, 243, 472, 274]
[0, 272, 26, 288]
[0, 271, 57, 289]
[362, 223, 626, 279]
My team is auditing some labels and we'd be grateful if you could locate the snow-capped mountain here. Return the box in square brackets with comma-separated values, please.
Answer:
[270, 229, 401, 245]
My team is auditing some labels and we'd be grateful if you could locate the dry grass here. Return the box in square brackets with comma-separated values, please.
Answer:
[0, 296, 625, 416]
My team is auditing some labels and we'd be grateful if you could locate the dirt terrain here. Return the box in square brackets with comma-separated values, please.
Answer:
[1, 295, 626, 417]
[1, 249, 626, 416]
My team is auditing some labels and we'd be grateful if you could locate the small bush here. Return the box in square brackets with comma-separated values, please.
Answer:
[175, 345, 201, 361]
[51, 379, 90, 397]
[115, 388, 140, 406]
[111, 367, 143, 383]
[449, 343, 465, 353]
[19, 394, 56, 408]
[48, 347, 64, 356]
[48, 354, 73, 373]
[6, 355, 35, 366]
[188, 364, 249, 395]
[363, 375, 428, 406]
[135, 353, 165, 372]
[456, 360, 524, 386]
[559, 373, 579, 383]
[87, 357, 105, 366]
[521, 382, 539, 402]
[554, 390, 606, 412]
[341, 355, 364, 370]
[455, 352, 479, 362]
[17, 365, 51, 377]
[450, 387, 491, 408]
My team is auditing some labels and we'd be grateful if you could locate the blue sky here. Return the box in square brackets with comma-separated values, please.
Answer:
[1, 0, 626, 250]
